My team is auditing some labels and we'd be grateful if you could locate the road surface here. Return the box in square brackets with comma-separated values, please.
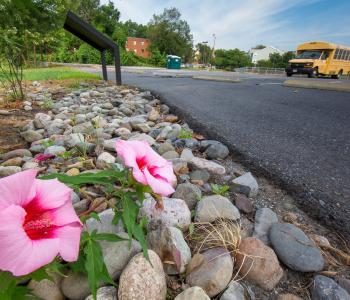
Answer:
[83, 67, 350, 238]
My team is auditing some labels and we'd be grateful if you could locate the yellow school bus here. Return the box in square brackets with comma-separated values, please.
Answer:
[286, 41, 350, 79]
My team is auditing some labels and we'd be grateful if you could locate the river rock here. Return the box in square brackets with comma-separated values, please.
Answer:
[44, 145, 66, 156]
[28, 273, 64, 300]
[172, 183, 202, 210]
[337, 278, 350, 295]
[190, 169, 210, 183]
[195, 195, 240, 222]
[174, 287, 210, 300]
[157, 142, 175, 155]
[234, 193, 254, 214]
[0, 166, 22, 177]
[236, 237, 283, 291]
[139, 197, 191, 231]
[162, 150, 179, 160]
[118, 250, 167, 300]
[186, 248, 234, 297]
[232, 172, 258, 197]
[128, 133, 155, 145]
[189, 156, 226, 175]
[34, 113, 52, 129]
[201, 140, 229, 159]
[85, 286, 118, 300]
[311, 275, 350, 300]
[1, 157, 22, 167]
[65, 133, 85, 148]
[21, 130, 43, 142]
[253, 207, 278, 245]
[85, 208, 124, 235]
[96, 152, 115, 169]
[147, 226, 191, 274]
[220, 281, 246, 300]
[269, 223, 324, 272]
[1, 148, 32, 160]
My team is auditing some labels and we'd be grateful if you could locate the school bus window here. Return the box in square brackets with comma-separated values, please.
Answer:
[345, 50, 350, 61]
[334, 49, 339, 59]
[340, 49, 345, 60]
[338, 49, 343, 60]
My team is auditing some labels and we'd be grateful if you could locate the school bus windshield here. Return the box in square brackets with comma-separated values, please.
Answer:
[296, 50, 322, 59]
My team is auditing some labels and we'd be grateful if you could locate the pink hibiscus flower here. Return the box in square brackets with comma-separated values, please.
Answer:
[34, 153, 55, 162]
[116, 140, 177, 196]
[0, 170, 82, 276]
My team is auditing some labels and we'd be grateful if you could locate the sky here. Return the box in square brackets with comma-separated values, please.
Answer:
[102, 0, 350, 51]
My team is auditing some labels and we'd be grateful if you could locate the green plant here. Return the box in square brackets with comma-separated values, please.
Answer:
[57, 150, 73, 159]
[211, 183, 230, 196]
[41, 98, 53, 110]
[0, 47, 25, 102]
[41, 139, 54, 148]
[178, 128, 193, 139]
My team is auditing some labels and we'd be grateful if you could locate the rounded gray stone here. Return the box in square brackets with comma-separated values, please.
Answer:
[269, 223, 325, 272]
[186, 248, 234, 297]
[195, 195, 240, 222]
[311, 275, 350, 300]
[172, 183, 202, 210]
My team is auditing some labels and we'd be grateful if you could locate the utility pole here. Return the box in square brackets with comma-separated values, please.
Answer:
[202, 41, 208, 66]
[212, 34, 216, 67]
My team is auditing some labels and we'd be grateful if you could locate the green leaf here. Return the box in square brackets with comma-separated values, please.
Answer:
[112, 210, 122, 225]
[26, 268, 53, 282]
[94, 233, 127, 242]
[122, 195, 139, 241]
[39, 170, 123, 189]
[84, 239, 104, 299]
[89, 212, 101, 222]
[69, 254, 86, 274]
[0, 272, 33, 300]
[133, 223, 149, 261]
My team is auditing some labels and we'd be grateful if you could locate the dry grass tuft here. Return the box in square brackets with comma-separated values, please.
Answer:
[186, 218, 241, 256]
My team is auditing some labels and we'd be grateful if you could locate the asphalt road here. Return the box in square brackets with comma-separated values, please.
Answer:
[85, 67, 350, 238]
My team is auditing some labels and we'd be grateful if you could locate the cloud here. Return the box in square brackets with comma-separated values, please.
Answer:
[103, 0, 350, 51]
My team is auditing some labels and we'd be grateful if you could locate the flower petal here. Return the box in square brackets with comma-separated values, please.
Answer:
[153, 163, 177, 185]
[0, 205, 59, 276]
[33, 178, 72, 210]
[50, 201, 82, 226]
[0, 170, 37, 210]
[11, 239, 60, 276]
[144, 167, 175, 196]
[54, 223, 82, 262]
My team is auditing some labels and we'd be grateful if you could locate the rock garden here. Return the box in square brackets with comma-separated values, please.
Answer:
[0, 80, 349, 300]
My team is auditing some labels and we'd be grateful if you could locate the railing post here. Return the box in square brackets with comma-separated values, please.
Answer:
[101, 50, 108, 81]
[113, 46, 122, 86]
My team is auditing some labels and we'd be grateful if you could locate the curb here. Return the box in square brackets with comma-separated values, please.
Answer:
[283, 79, 350, 92]
[192, 76, 241, 83]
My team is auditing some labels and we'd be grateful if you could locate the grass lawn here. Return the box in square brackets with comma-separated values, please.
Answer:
[22, 66, 101, 81]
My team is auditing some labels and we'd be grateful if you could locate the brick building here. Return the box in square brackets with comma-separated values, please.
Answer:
[126, 37, 151, 58]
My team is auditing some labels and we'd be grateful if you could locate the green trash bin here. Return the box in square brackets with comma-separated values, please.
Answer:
[166, 55, 181, 69]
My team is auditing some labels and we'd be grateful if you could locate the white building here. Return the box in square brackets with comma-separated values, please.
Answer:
[249, 46, 284, 64]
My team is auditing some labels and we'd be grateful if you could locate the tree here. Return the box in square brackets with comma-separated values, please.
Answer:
[93, 1, 120, 36]
[253, 44, 266, 49]
[256, 51, 295, 68]
[147, 7, 193, 62]
[121, 20, 148, 38]
[214, 49, 252, 70]
[196, 43, 212, 64]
